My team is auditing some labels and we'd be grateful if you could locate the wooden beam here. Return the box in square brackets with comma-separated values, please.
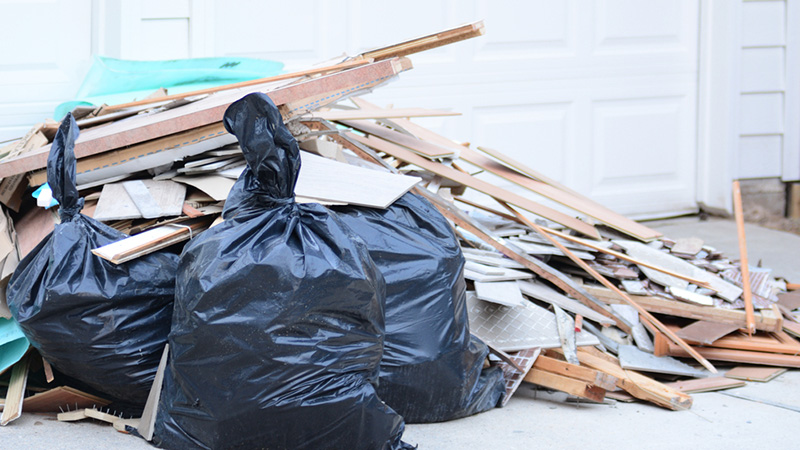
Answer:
[358, 21, 485, 60]
[346, 132, 601, 239]
[523, 368, 606, 403]
[504, 202, 718, 374]
[664, 341, 800, 368]
[732, 180, 756, 335]
[535, 352, 618, 390]
[584, 285, 783, 332]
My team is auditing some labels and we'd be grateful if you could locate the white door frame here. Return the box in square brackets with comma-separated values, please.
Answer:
[785, 0, 800, 182]
[695, 0, 741, 215]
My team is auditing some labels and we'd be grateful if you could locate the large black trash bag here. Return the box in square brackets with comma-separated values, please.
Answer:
[153, 93, 411, 450]
[334, 192, 505, 423]
[7, 114, 179, 406]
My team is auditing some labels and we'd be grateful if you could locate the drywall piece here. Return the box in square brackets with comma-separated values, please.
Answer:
[669, 286, 715, 306]
[517, 280, 615, 326]
[123, 180, 163, 219]
[618, 345, 707, 377]
[631, 322, 655, 353]
[94, 180, 187, 221]
[516, 232, 599, 252]
[495, 348, 541, 407]
[621, 280, 648, 296]
[466, 292, 598, 352]
[724, 366, 787, 382]
[610, 304, 639, 327]
[474, 281, 525, 307]
[508, 239, 595, 260]
[464, 267, 533, 283]
[553, 305, 578, 364]
[614, 240, 743, 302]
[173, 175, 235, 201]
[665, 377, 745, 394]
[464, 261, 504, 275]
[676, 321, 740, 345]
[463, 251, 526, 269]
[671, 237, 704, 256]
[139, 344, 169, 441]
[23, 386, 110, 413]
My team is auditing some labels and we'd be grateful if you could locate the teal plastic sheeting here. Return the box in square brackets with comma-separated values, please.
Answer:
[55, 55, 284, 120]
[0, 317, 29, 375]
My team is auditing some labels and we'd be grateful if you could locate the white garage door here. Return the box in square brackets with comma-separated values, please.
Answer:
[0, 0, 701, 219]
[204, 0, 701, 219]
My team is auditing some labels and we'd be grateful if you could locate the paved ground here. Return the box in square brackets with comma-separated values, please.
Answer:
[2, 216, 798, 449]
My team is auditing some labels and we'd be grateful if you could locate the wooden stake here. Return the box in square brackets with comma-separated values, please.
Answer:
[501, 202, 718, 374]
[732, 180, 756, 335]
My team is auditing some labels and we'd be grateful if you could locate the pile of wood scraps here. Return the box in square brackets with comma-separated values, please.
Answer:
[0, 19, 798, 436]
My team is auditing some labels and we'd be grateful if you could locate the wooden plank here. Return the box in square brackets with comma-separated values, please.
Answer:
[569, 348, 693, 411]
[724, 366, 787, 382]
[23, 386, 110, 413]
[102, 59, 373, 112]
[359, 20, 485, 60]
[523, 368, 606, 402]
[664, 341, 800, 368]
[534, 353, 618, 390]
[676, 321, 740, 345]
[474, 280, 525, 307]
[0, 354, 29, 426]
[0, 58, 410, 178]
[92, 217, 213, 264]
[665, 377, 745, 394]
[733, 180, 757, 334]
[312, 108, 459, 121]
[415, 188, 628, 332]
[506, 203, 718, 374]
[347, 133, 601, 239]
[583, 285, 783, 333]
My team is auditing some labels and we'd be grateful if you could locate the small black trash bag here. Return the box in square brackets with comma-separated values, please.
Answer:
[334, 192, 505, 423]
[152, 93, 410, 450]
[7, 114, 179, 406]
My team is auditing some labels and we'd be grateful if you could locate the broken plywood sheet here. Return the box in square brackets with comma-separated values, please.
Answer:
[618, 345, 707, 377]
[464, 266, 533, 283]
[474, 281, 524, 307]
[517, 280, 615, 326]
[23, 386, 110, 413]
[495, 348, 541, 407]
[724, 366, 787, 382]
[93, 180, 186, 221]
[466, 292, 598, 352]
[676, 321, 740, 345]
[614, 240, 743, 302]
[665, 377, 745, 394]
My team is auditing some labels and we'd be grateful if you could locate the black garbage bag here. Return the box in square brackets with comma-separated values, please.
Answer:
[334, 192, 505, 423]
[7, 114, 179, 407]
[152, 93, 410, 450]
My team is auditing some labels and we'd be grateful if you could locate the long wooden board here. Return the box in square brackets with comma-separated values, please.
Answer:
[664, 341, 800, 368]
[0, 58, 411, 178]
[459, 147, 662, 242]
[348, 133, 601, 239]
[584, 285, 783, 332]
[359, 20, 485, 60]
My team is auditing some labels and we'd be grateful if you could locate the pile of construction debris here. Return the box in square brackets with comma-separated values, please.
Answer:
[0, 20, 799, 447]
